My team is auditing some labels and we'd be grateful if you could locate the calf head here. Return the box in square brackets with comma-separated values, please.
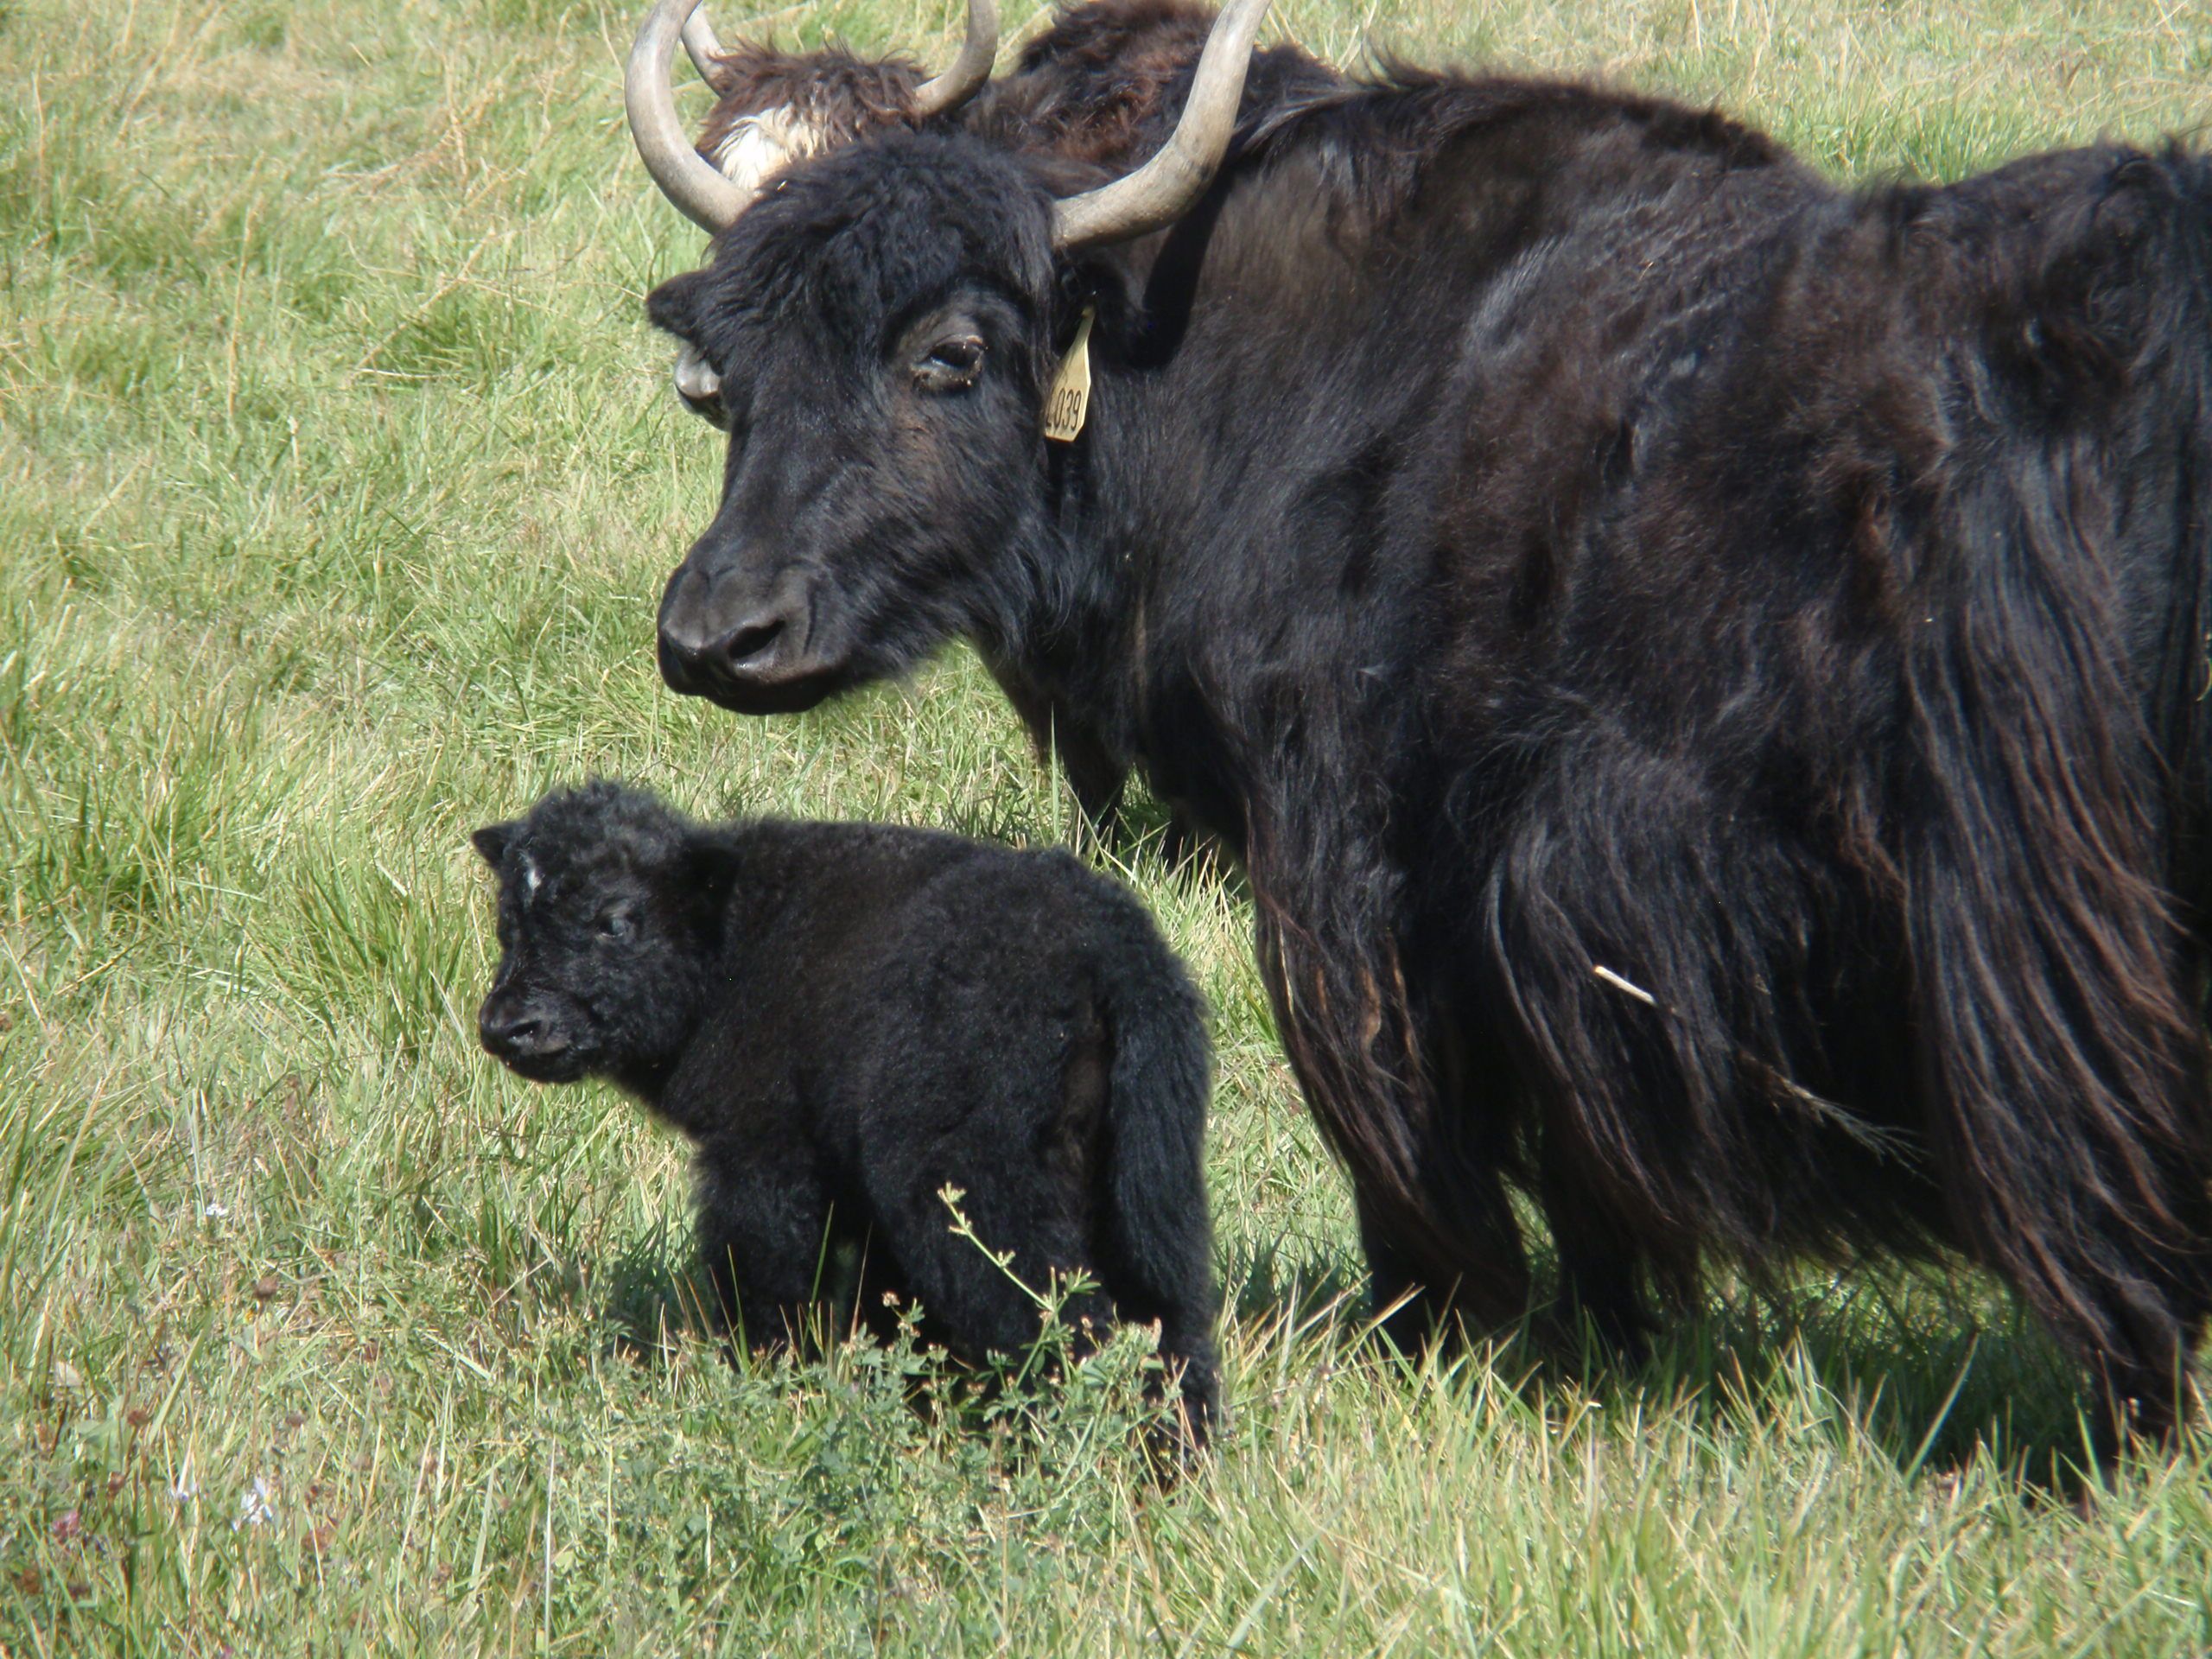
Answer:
[473, 784, 730, 1087]
[627, 0, 1273, 714]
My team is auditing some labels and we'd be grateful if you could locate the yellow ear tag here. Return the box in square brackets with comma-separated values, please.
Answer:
[1043, 308, 1094, 443]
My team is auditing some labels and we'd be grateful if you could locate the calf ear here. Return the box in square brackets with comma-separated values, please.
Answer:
[472, 823, 517, 868]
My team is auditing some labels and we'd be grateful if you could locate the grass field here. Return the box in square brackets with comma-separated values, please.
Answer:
[3, 0, 2211, 1650]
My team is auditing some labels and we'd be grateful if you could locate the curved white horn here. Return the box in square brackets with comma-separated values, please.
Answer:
[1050, 0, 1272, 251]
[627, 0, 750, 233]
[680, 3, 724, 86]
[911, 0, 999, 120]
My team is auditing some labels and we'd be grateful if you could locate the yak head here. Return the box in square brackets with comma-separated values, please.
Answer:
[473, 784, 729, 1089]
[647, 0, 1001, 417]
[645, 136, 1071, 711]
[626, 0, 1270, 714]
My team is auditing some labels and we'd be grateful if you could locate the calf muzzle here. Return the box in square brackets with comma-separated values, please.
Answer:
[479, 1001, 581, 1080]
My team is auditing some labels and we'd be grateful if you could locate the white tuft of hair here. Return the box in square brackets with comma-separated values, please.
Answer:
[672, 108, 826, 407]
[708, 106, 828, 194]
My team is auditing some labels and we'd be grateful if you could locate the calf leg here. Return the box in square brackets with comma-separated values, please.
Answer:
[694, 1136, 839, 1357]
[846, 1228, 915, 1350]
[865, 1159, 1112, 1372]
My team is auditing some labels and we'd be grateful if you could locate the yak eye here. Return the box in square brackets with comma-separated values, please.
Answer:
[914, 334, 986, 392]
[595, 907, 637, 941]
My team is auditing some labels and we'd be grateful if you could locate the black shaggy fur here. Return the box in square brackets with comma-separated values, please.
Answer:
[472, 784, 1219, 1442]
[642, 35, 2212, 1440]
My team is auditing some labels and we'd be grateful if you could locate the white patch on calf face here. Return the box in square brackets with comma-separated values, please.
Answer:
[521, 855, 543, 902]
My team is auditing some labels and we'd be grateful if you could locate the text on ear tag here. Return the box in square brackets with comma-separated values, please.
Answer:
[1043, 308, 1095, 442]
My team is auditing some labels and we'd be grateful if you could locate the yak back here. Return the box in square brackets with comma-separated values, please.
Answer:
[976, 0, 1338, 166]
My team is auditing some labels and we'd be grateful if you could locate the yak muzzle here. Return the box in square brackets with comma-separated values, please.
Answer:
[657, 561, 842, 714]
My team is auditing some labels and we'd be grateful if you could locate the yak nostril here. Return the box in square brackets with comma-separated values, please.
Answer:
[718, 614, 787, 670]
[657, 630, 703, 692]
[658, 607, 713, 660]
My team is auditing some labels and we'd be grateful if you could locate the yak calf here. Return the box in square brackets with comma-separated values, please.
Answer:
[471, 782, 1218, 1441]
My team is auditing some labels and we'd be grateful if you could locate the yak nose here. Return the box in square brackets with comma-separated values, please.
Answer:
[657, 563, 821, 706]
[478, 1005, 570, 1066]
[658, 604, 797, 689]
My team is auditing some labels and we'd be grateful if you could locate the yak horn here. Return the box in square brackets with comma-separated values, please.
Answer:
[680, 3, 724, 86]
[630, 0, 1001, 234]
[1050, 0, 1271, 251]
[910, 0, 999, 119]
[627, 0, 751, 233]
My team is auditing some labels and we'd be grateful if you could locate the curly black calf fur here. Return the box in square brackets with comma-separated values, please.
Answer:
[471, 782, 1218, 1442]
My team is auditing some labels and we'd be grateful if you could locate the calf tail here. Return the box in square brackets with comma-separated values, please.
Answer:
[1096, 918, 1220, 1444]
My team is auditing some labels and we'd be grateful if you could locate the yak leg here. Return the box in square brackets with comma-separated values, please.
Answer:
[1344, 1123, 1532, 1352]
[1253, 899, 1533, 1351]
[2091, 1283, 2209, 1453]
[1352, 1187, 1435, 1351]
[1536, 1142, 1658, 1366]
[985, 658, 1130, 833]
[1910, 792, 2212, 1448]
[1350, 1185, 1532, 1355]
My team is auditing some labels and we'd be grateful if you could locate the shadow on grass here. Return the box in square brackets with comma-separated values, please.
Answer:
[590, 1229, 918, 1367]
[1597, 1277, 2106, 1491]
[1103, 791, 1246, 894]
[1223, 1235, 2129, 1496]
[1225, 1236, 1372, 1329]
[589, 1218, 2162, 1500]
[594, 1226, 715, 1362]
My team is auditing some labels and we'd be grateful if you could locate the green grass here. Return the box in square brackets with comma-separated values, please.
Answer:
[3, 0, 2209, 1650]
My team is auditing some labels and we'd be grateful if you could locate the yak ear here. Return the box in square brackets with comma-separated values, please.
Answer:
[645, 269, 710, 342]
[472, 822, 517, 868]
[1052, 254, 1142, 366]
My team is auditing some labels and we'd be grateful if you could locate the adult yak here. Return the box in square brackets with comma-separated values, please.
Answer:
[628, 0, 2212, 1438]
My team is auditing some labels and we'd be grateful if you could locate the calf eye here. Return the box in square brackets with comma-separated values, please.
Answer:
[914, 334, 986, 393]
[595, 908, 636, 941]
